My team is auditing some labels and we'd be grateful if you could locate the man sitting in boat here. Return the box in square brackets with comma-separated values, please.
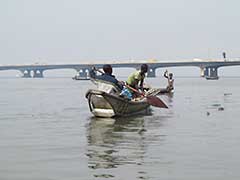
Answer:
[89, 64, 123, 90]
[164, 70, 174, 92]
[125, 64, 148, 98]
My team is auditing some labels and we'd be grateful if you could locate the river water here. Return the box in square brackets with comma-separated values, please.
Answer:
[0, 77, 240, 180]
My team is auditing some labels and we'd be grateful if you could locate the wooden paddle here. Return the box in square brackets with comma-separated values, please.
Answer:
[125, 84, 168, 108]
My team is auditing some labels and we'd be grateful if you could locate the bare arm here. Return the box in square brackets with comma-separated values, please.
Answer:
[164, 70, 168, 79]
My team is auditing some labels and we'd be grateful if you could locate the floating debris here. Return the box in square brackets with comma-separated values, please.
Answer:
[212, 104, 221, 107]
[224, 93, 232, 96]
[138, 128, 147, 134]
[218, 107, 224, 111]
[94, 174, 115, 178]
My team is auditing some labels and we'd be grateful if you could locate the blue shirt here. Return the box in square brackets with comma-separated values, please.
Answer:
[89, 69, 123, 90]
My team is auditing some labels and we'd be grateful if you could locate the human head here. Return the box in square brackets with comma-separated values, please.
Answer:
[169, 73, 173, 79]
[103, 64, 112, 74]
[140, 64, 148, 73]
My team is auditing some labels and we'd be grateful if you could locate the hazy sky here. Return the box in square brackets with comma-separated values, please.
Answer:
[1, 0, 240, 64]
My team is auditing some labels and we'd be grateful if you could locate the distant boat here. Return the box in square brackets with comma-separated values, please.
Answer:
[72, 75, 90, 80]
[159, 89, 174, 94]
[206, 76, 219, 80]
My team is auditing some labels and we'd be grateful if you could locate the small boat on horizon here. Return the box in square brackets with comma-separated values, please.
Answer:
[205, 76, 219, 80]
[72, 75, 90, 80]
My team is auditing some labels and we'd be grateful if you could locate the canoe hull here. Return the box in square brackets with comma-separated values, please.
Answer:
[157, 88, 174, 94]
[86, 90, 151, 118]
[72, 76, 90, 80]
[144, 87, 174, 96]
[206, 76, 219, 80]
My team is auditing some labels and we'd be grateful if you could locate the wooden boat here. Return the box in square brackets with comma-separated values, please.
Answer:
[72, 75, 90, 80]
[85, 79, 151, 118]
[205, 76, 219, 80]
[145, 87, 174, 95]
[157, 88, 174, 94]
[86, 89, 151, 117]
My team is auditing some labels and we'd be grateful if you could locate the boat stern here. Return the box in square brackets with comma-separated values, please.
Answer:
[86, 90, 116, 118]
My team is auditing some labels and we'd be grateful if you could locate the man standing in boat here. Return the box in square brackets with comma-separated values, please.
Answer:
[126, 64, 148, 97]
[89, 64, 123, 90]
[164, 70, 174, 92]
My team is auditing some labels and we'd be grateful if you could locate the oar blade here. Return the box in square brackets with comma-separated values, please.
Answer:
[146, 96, 168, 108]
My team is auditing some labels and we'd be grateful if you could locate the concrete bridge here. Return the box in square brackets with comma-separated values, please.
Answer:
[1, 59, 240, 79]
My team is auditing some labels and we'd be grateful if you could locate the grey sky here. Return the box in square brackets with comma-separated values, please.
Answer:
[0, 0, 240, 64]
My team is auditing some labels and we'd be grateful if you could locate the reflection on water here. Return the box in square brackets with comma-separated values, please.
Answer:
[86, 117, 146, 169]
[86, 116, 166, 179]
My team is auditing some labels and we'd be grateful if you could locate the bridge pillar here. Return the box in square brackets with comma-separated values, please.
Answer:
[33, 70, 44, 78]
[203, 67, 209, 77]
[147, 67, 156, 77]
[76, 68, 89, 79]
[200, 67, 205, 77]
[204, 67, 219, 79]
[210, 67, 218, 77]
[21, 70, 31, 78]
